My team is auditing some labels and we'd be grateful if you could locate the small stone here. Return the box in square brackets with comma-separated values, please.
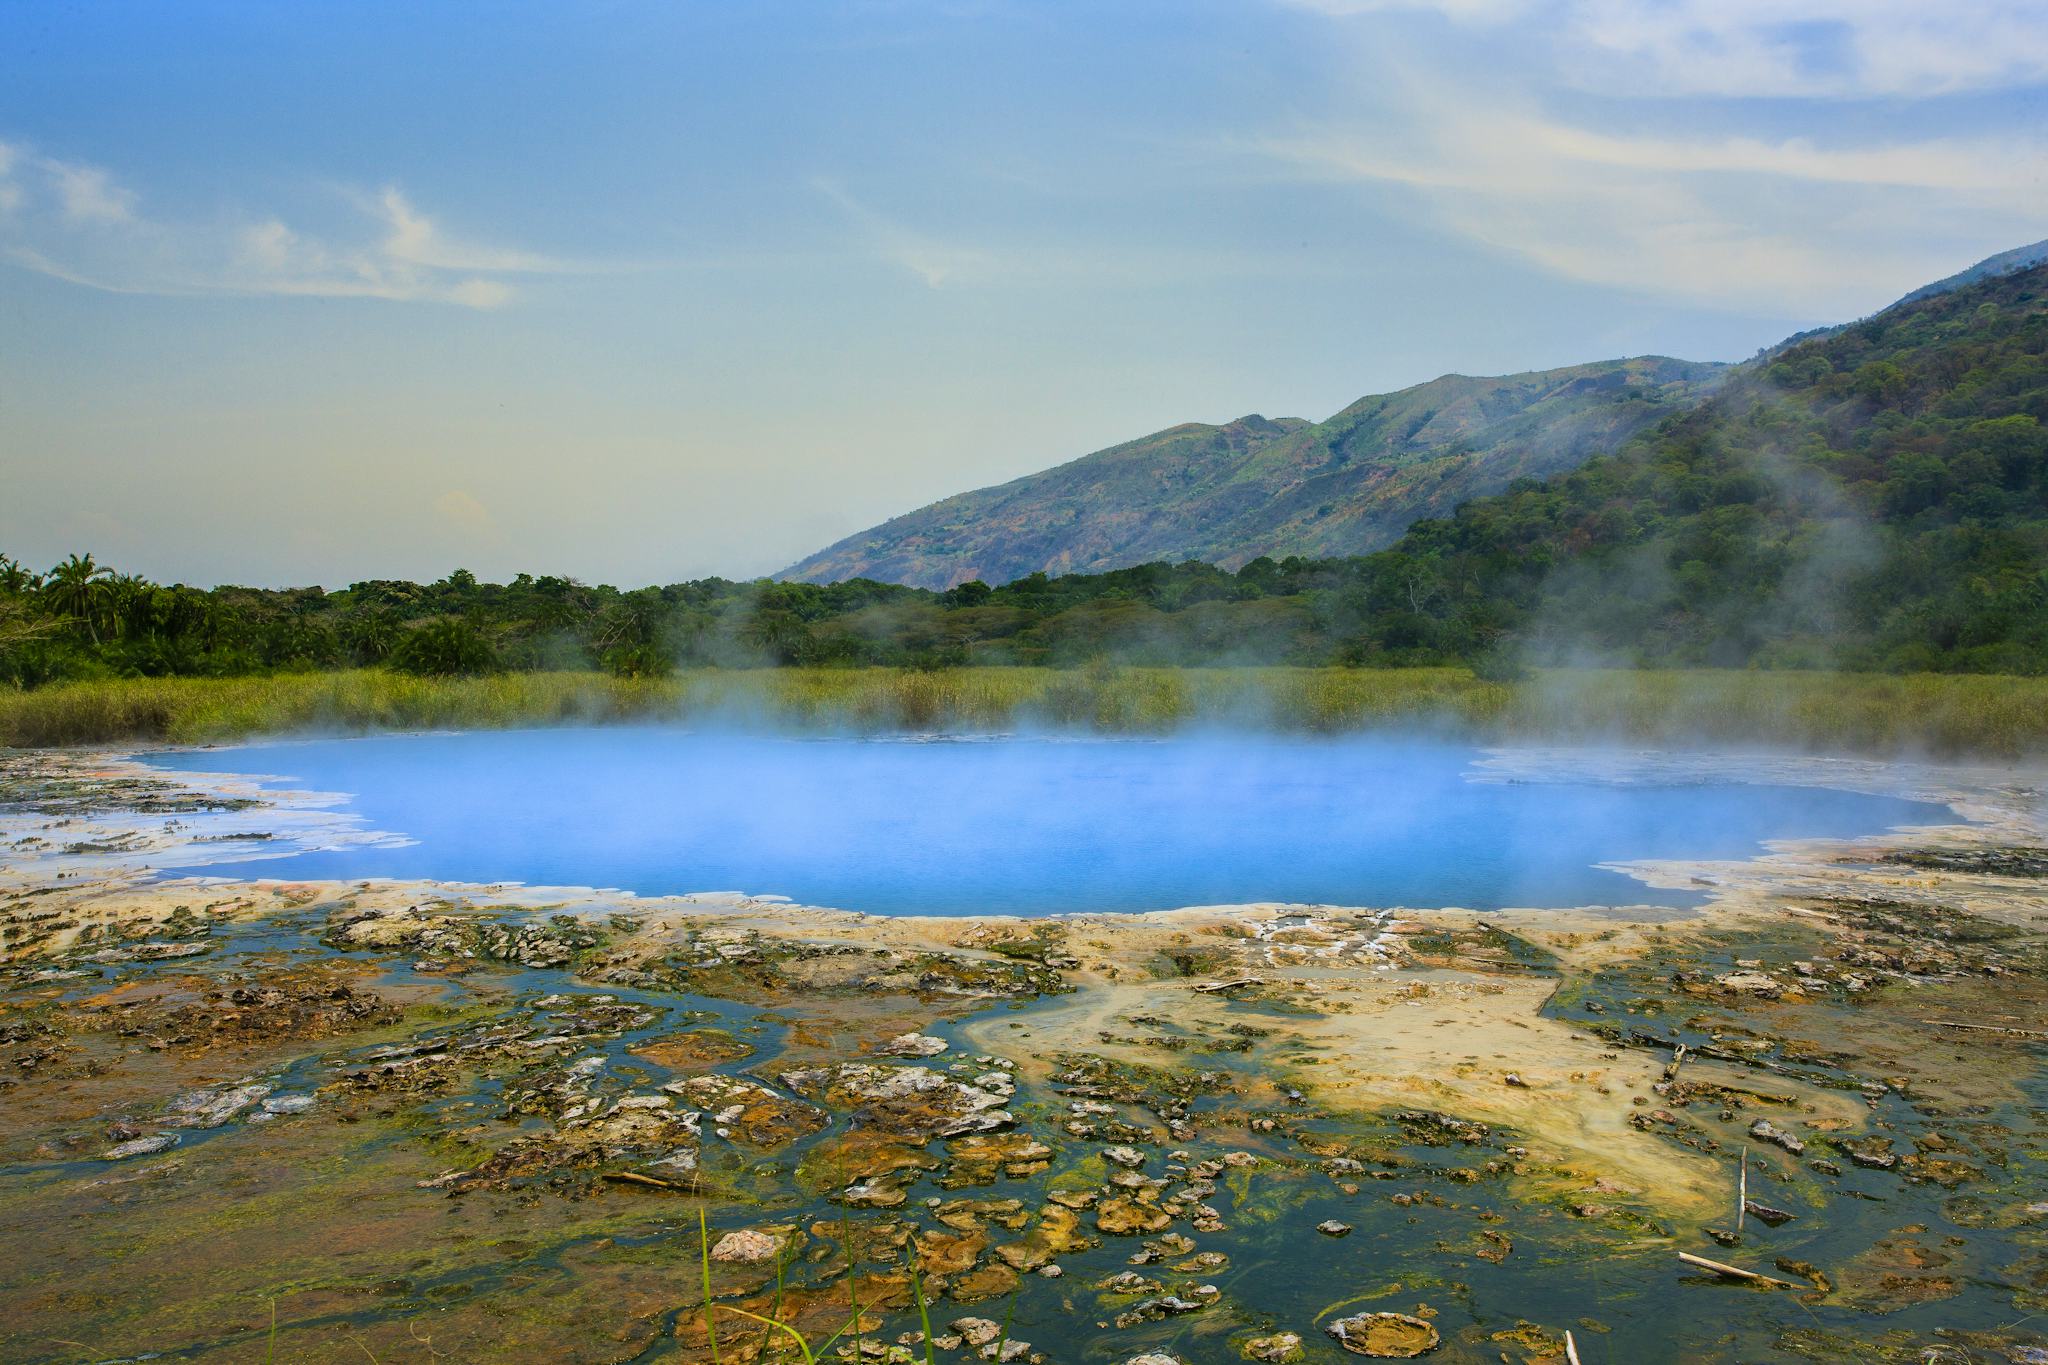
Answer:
[881, 1033, 949, 1058]
[1749, 1119, 1805, 1156]
[1242, 1332, 1305, 1363]
[710, 1229, 784, 1263]
[101, 1133, 178, 1160]
[1742, 1199, 1796, 1227]
[951, 1317, 1001, 1349]
[1316, 1219, 1352, 1237]
[841, 1179, 908, 1208]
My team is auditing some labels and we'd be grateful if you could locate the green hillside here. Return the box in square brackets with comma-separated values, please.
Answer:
[1389, 262, 2048, 671]
[781, 357, 1724, 588]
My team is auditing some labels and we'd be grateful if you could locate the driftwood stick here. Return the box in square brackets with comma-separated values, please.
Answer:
[604, 1170, 700, 1193]
[1737, 1146, 1747, 1234]
[1678, 1252, 1795, 1288]
[1193, 978, 1263, 993]
[1564, 1328, 1583, 1364]
[1919, 1018, 2048, 1039]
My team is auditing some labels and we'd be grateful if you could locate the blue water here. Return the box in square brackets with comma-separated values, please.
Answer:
[140, 730, 1948, 916]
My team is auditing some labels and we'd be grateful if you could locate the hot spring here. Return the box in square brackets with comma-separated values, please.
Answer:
[139, 729, 1952, 915]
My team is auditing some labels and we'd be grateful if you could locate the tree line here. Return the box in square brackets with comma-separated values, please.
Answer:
[5, 262, 2044, 686]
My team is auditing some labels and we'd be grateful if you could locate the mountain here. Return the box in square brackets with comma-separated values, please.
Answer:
[780, 357, 1726, 589]
[1894, 237, 2048, 307]
[1763, 238, 2048, 357]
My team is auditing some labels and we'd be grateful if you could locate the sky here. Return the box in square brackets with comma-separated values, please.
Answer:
[2, 0, 2045, 589]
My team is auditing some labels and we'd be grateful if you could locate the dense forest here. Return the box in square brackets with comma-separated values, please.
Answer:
[1399, 262, 2048, 672]
[3, 263, 2044, 687]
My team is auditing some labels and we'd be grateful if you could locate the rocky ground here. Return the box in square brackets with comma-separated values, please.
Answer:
[1, 747, 2046, 1363]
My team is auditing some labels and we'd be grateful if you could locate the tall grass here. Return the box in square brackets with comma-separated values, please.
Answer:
[1, 665, 2043, 756]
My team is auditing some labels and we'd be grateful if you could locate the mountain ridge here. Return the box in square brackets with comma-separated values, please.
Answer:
[781, 356, 1725, 589]
[781, 239, 2048, 592]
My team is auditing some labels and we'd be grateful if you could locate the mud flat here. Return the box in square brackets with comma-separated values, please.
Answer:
[2, 746, 2046, 1363]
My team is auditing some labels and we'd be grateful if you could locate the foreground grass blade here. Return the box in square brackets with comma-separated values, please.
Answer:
[699, 1207, 722, 1365]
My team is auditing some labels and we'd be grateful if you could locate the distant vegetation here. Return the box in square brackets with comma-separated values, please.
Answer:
[1394, 264, 2048, 673]
[2, 264, 2042, 701]
[5, 667, 2045, 756]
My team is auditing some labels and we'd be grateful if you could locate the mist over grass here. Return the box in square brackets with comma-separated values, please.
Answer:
[3, 665, 2045, 758]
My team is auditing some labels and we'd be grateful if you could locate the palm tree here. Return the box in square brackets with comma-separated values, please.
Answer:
[42, 553, 115, 644]
[0, 555, 36, 595]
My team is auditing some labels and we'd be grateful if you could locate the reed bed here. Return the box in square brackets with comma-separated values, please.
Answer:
[1, 665, 2042, 756]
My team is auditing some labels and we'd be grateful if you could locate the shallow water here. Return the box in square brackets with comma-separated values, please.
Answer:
[142, 729, 1950, 914]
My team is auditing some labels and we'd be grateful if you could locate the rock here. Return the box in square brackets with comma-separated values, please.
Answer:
[781, 1062, 1012, 1138]
[1714, 971, 1784, 996]
[88, 941, 209, 963]
[1326, 1311, 1441, 1358]
[841, 1179, 909, 1208]
[1123, 1356, 1183, 1365]
[1750, 1119, 1805, 1155]
[916, 1227, 988, 1276]
[101, 1133, 178, 1160]
[165, 1083, 272, 1129]
[1242, 1332, 1306, 1363]
[709, 1229, 784, 1263]
[1113, 1291, 1214, 1330]
[949, 1262, 1021, 1303]
[1099, 1270, 1164, 1293]
[1096, 1196, 1173, 1236]
[1316, 1219, 1353, 1237]
[951, 1318, 1002, 1349]
[1103, 1145, 1145, 1168]
[880, 1032, 949, 1057]
[1743, 1199, 1796, 1227]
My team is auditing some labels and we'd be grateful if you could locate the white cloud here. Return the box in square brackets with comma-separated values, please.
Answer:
[1563, 0, 2048, 99]
[1251, 2, 2048, 314]
[1252, 86, 2048, 313]
[0, 141, 563, 307]
[50, 162, 134, 223]
[1278, 0, 2048, 98]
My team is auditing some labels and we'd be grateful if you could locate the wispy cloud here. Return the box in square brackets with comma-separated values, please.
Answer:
[813, 177, 994, 288]
[1251, 3, 2048, 314]
[1279, 0, 2048, 98]
[0, 140, 565, 307]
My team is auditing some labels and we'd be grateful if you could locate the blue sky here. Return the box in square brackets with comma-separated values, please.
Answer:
[3, 0, 2044, 587]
